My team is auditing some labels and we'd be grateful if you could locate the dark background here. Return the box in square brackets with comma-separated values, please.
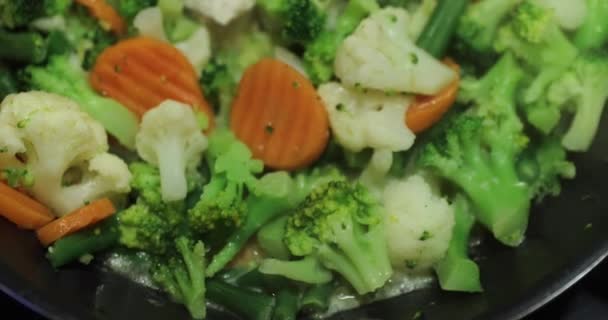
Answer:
[1, 260, 606, 320]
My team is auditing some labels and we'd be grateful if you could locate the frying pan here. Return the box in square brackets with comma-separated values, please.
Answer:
[0, 109, 607, 320]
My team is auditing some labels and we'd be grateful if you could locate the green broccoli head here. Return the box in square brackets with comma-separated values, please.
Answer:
[258, 0, 328, 45]
[0, 0, 71, 29]
[421, 54, 531, 247]
[456, 0, 520, 54]
[303, 0, 379, 84]
[284, 180, 392, 294]
[107, 0, 155, 21]
[151, 236, 206, 319]
[117, 202, 178, 254]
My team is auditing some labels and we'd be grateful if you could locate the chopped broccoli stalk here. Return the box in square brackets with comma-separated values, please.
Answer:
[258, 215, 291, 260]
[0, 29, 47, 63]
[495, 0, 578, 105]
[421, 54, 531, 247]
[434, 196, 482, 292]
[47, 215, 119, 268]
[258, 0, 328, 45]
[206, 279, 275, 320]
[574, 0, 608, 50]
[259, 256, 334, 284]
[26, 55, 138, 149]
[273, 288, 300, 320]
[284, 181, 392, 294]
[456, 0, 520, 54]
[303, 0, 380, 84]
[300, 283, 334, 313]
[151, 237, 206, 319]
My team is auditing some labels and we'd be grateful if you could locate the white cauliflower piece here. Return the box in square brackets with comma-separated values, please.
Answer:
[0, 91, 132, 216]
[383, 174, 455, 271]
[334, 7, 457, 95]
[133, 7, 168, 41]
[175, 27, 212, 75]
[537, 0, 587, 31]
[184, 0, 256, 25]
[136, 100, 208, 202]
[318, 82, 415, 153]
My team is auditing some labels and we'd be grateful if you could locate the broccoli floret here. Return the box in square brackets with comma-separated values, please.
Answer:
[574, 0, 608, 50]
[284, 180, 393, 294]
[420, 53, 531, 247]
[495, 0, 578, 105]
[0, 0, 71, 29]
[107, 0, 155, 21]
[117, 202, 177, 254]
[26, 55, 138, 149]
[303, 0, 380, 84]
[200, 31, 273, 124]
[151, 237, 206, 319]
[258, 0, 328, 45]
[456, 0, 520, 54]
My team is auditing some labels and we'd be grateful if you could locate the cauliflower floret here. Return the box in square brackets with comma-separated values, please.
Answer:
[318, 82, 415, 153]
[334, 7, 456, 95]
[175, 27, 212, 75]
[136, 100, 208, 202]
[133, 7, 168, 41]
[184, 0, 255, 25]
[537, 0, 587, 31]
[383, 174, 455, 271]
[0, 91, 132, 216]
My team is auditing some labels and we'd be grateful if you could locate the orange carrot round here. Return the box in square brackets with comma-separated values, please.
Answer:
[74, 0, 127, 36]
[90, 37, 215, 129]
[36, 198, 116, 247]
[230, 58, 330, 170]
[406, 59, 461, 133]
[0, 182, 54, 230]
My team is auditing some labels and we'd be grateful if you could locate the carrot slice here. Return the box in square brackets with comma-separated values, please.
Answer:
[0, 182, 54, 230]
[230, 58, 330, 170]
[74, 0, 127, 36]
[36, 198, 116, 247]
[90, 37, 215, 129]
[406, 59, 461, 133]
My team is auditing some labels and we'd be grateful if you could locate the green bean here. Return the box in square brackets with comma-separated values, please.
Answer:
[416, 0, 470, 58]
[207, 279, 276, 320]
[0, 29, 47, 63]
[273, 289, 300, 320]
[300, 283, 334, 313]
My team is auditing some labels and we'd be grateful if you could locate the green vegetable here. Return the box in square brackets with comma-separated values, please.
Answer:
[0, 29, 47, 63]
[0, 0, 71, 29]
[151, 237, 206, 319]
[258, 215, 291, 260]
[284, 181, 393, 294]
[26, 55, 138, 149]
[0, 64, 19, 100]
[574, 0, 608, 50]
[107, 0, 155, 21]
[259, 256, 333, 284]
[420, 53, 530, 247]
[416, 0, 469, 58]
[207, 279, 275, 320]
[47, 216, 119, 268]
[300, 283, 334, 312]
[456, 0, 520, 54]
[303, 0, 380, 84]
[258, 0, 329, 45]
[117, 202, 182, 254]
[273, 288, 300, 320]
[434, 196, 482, 292]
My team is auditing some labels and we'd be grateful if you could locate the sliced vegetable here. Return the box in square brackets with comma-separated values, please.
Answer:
[230, 58, 330, 170]
[75, 0, 127, 35]
[417, 0, 470, 58]
[36, 198, 116, 246]
[0, 29, 47, 64]
[206, 279, 275, 320]
[406, 59, 461, 133]
[0, 182, 54, 230]
[90, 36, 214, 128]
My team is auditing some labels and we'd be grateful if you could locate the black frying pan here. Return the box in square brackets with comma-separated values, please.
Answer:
[0, 109, 607, 320]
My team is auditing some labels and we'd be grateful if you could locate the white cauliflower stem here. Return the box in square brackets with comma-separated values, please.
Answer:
[136, 100, 208, 202]
[0, 91, 131, 216]
[318, 82, 415, 153]
[335, 7, 457, 95]
[383, 174, 455, 271]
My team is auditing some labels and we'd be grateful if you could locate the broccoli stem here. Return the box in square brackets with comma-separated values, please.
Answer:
[47, 216, 119, 268]
[434, 196, 482, 292]
[206, 195, 292, 277]
[156, 138, 188, 202]
[0, 29, 47, 63]
[300, 283, 334, 313]
[562, 80, 608, 151]
[259, 256, 334, 284]
[257, 215, 291, 260]
[574, 0, 608, 50]
[273, 289, 300, 320]
[207, 279, 276, 320]
[416, 0, 470, 58]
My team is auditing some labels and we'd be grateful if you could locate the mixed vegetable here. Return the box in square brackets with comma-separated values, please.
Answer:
[0, 0, 606, 319]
